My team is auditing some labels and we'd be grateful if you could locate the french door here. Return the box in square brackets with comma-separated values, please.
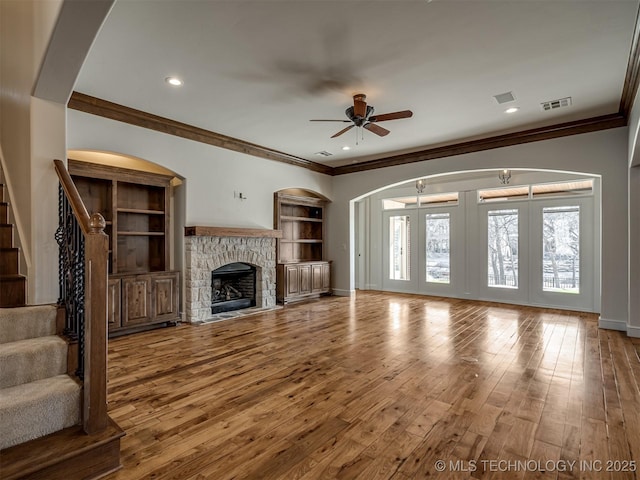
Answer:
[478, 202, 530, 304]
[478, 198, 593, 310]
[528, 197, 594, 311]
[382, 206, 461, 295]
[382, 197, 594, 311]
[383, 211, 417, 293]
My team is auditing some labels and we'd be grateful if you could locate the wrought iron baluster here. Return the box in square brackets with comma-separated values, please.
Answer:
[55, 183, 86, 378]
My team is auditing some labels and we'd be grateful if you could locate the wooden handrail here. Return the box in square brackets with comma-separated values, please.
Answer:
[54, 159, 91, 235]
[54, 159, 109, 435]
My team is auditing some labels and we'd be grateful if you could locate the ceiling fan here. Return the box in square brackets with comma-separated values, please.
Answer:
[310, 93, 413, 138]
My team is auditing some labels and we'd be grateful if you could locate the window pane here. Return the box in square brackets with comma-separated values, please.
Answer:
[532, 180, 592, 198]
[426, 213, 450, 284]
[488, 209, 518, 288]
[419, 192, 459, 206]
[543, 206, 580, 293]
[479, 186, 529, 202]
[383, 196, 418, 209]
[389, 216, 411, 280]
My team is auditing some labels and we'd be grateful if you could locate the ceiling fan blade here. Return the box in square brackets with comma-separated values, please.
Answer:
[364, 122, 390, 137]
[369, 110, 413, 122]
[310, 119, 351, 122]
[331, 124, 355, 138]
[353, 93, 367, 118]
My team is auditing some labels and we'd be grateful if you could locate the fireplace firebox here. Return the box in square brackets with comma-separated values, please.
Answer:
[211, 263, 256, 314]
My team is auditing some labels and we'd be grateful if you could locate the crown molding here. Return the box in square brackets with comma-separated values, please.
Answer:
[68, 92, 333, 175]
[333, 113, 626, 175]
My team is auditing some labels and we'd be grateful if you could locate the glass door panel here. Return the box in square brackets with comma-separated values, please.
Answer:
[389, 215, 411, 281]
[383, 211, 418, 293]
[542, 206, 580, 293]
[425, 213, 450, 284]
[487, 209, 519, 289]
[529, 197, 593, 311]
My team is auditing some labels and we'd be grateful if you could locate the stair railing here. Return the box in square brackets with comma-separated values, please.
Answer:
[53, 159, 108, 435]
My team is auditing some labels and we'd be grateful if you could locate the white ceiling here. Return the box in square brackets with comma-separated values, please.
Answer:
[74, 0, 639, 167]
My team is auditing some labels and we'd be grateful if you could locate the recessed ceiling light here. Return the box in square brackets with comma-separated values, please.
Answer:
[165, 77, 183, 87]
[342, 146, 351, 151]
[505, 107, 519, 114]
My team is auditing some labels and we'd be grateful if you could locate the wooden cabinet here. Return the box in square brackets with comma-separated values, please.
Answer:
[277, 261, 331, 304]
[274, 190, 331, 304]
[152, 272, 180, 322]
[107, 272, 179, 334]
[312, 263, 330, 293]
[69, 160, 180, 336]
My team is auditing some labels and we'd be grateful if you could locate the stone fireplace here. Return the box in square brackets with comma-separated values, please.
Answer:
[184, 226, 281, 323]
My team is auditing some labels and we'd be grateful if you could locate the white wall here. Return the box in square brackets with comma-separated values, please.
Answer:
[67, 111, 333, 228]
[629, 166, 640, 336]
[627, 91, 640, 336]
[0, 0, 64, 303]
[328, 127, 629, 327]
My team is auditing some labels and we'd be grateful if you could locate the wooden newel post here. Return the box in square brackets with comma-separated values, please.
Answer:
[84, 212, 109, 434]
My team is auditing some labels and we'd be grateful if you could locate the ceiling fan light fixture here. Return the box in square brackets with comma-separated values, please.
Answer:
[310, 93, 412, 139]
[165, 76, 183, 87]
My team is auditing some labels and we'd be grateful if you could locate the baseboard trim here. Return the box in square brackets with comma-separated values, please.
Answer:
[598, 317, 627, 332]
[332, 288, 355, 297]
[626, 325, 640, 338]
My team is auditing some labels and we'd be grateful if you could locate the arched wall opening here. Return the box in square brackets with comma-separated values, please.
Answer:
[326, 128, 629, 331]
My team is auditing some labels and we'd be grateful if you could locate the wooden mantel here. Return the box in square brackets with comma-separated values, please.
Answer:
[184, 226, 283, 238]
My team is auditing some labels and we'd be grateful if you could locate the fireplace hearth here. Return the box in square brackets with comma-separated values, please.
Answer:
[211, 262, 256, 314]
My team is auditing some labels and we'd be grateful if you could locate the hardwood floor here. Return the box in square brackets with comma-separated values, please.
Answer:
[103, 292, 640, 479]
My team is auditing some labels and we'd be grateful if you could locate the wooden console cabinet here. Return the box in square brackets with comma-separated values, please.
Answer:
[274, 191, 331, 304]
[69, 160, 180, 336]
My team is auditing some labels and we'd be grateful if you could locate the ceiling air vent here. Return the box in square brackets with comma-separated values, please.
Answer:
[541, 97, 572, 111]
[493, 91, 515, 104]
[314, 150, 333, 157]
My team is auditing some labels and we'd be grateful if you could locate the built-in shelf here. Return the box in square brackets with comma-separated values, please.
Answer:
[69, 159, 179, 337]
[274, 191, 330, 304]
[281, 216, 323, 223]
[117, 231, 165, 236]
[117, 208, 165, 215]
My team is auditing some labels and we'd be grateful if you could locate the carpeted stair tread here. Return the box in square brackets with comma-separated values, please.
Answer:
[0, 374, 80, 450]
[0, 336, 67, 388]
[0, 305, 56, 344]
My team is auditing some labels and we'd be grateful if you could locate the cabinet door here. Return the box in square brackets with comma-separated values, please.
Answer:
[299, 264, 311, 294]
[312, 264, 323, 293]
[322, 263, 331, 291]
[107, 278, 121, 331]
[285, 265, 299, 296]
[121, 275, 152, 327]
[152, 272, 180, 322]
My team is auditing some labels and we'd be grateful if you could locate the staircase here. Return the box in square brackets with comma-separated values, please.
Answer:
[0, 182, 27, 307]
[0, 305, 124, 480]
[0, 305, 81, 451]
